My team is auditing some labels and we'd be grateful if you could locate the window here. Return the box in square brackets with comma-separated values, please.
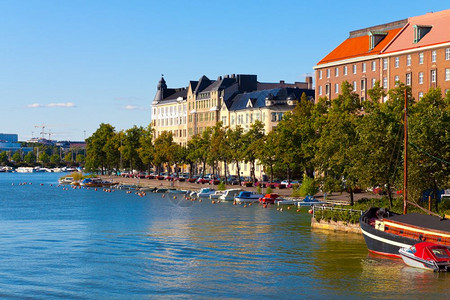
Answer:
[344, 66, 348, 75]
[327, 69, 330, 78]
[335, 83, 339, 93]
[325, 84, 330, 95]
[372, 78, 376, 88]
[419, 72, 424, 84]
[395, 75, 399, 86]
[319, 70, 322, 79]
[383, 77, 387, 88]
[231, 115, 235, 125]
[383, 58, 388, 70]
[362, 63, 366, 73]
[353, 81, 357, 91]
[432, 50, 437, 62]
[407, 55, 411, 66]
[431, 69, 436, 83]
[406, 73, 412, 85]
[271, 113, 277, 122]
[372, 61, 376, 71]
[418, 92, 423, 99]
[446, 68, 450, 81]
[353, 64, 357, 74]
[395, 57, 399, 68]
[335, 67, 339, 77]
[361, 79, 366, 90]
[446, 48, 450, 60]
[419, 53, 424, 64]
[319, 85, 322, 95]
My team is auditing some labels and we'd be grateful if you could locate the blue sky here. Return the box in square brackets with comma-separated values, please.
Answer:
[1, 0, 448, 141]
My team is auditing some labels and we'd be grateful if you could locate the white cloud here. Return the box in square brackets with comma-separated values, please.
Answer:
[27, 103, 42, 108]
[26, 102, 76, 108]
[123, 105, 138, 110]
[47, 102, 76, 108]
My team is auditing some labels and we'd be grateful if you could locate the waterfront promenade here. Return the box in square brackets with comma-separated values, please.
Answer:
[99, 175, 380, 204]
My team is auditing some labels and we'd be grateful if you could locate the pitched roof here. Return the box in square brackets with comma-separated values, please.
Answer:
[228, 88, 315, 111]
[194, 75, 213, 95]
[202, 77, 236, 92]
[383, 9, 450, 54]
[317, 27, 402, 65]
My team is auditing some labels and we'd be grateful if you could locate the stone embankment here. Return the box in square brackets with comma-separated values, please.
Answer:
[310, 218, 362, 234]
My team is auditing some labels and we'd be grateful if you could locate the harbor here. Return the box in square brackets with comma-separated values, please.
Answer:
[1, 172, 449, 299]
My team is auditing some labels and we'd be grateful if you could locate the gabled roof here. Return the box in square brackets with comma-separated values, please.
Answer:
[202, 77, 236, 92]
[383, 9, 450, 54]
[194, 75, 213, 95]
[317, 27, 402, 65]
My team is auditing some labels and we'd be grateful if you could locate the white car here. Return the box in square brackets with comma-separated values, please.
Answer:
[280, 180, 300, 186]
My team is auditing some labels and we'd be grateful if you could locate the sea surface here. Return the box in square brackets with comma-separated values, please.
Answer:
[0, 172, 448, 299]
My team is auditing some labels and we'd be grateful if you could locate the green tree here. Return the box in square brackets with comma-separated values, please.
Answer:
[39, 151, 50, 165]
[85, 123, 116, 174]
[227, 126, 244, 185]
[50, 154, 60, 164]
[0, 151, 8, 164]
[315, 81, 361, 205]
[408, 87, 450, 209]
[242, 120, 265, 183]
[256, 131, 277, 182]
[153, 131, 175, 174]
[121, 126, 144, 171]
[24, 151, 36, 164]
[76, 154, 85, 164]
[12, 152, 21, 163]
[64, 152, 73, 162]
[138, 125, 154, 173]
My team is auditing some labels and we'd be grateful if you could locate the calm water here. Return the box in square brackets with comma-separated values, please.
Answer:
[0, 173, 448, 299]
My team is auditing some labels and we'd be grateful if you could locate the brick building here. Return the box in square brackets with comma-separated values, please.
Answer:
[314, 9, 450, 101]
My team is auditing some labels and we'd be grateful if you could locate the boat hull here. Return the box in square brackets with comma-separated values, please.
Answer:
[360, 219, 416, 257]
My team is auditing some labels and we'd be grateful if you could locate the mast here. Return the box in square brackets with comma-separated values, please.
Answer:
[403, 88, 408, 214]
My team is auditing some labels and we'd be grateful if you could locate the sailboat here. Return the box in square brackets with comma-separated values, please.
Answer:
[359, 90, 450, 257]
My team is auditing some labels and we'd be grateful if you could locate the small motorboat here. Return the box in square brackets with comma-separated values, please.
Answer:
[58, 177, 74, 184]
[219, 189, 243, 201]
[235, 191, 264, 204]
[209, 191, 225, 200]
[399, 242, 450, 272]
[259, 193, 280, 205]
[296, 195, 326, 207]
[191, 187, 216, 198]
[276, 199, 300, 206]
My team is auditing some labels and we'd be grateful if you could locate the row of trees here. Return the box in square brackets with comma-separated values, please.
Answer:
[85, 82, 449, 205]
[0, 145, 85, 168]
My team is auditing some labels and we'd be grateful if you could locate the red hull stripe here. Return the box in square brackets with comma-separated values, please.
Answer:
[368, 249, 401, 258]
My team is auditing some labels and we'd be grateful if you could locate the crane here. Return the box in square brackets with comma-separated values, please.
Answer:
[34, 124, 47, 139]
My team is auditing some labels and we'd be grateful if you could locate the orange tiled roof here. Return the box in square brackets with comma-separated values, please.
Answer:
[383, 9, 450, 54]
[317, 28, 402, 65]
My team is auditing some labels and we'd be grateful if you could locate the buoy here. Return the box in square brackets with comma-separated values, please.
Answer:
[162, 194, 165, 198]
[249, 203, 252, 206]
[199, 199, 202, 202]
[94, 188, 97, 191]
[287, 206, 291, 210]
[308, 209, 313, 214]
[211, 200, 215, 204]
[173, 196, 177, 199]
[280, 208, 283, 212]
[233, 201, 237, 206]
[263, 204, 267, 208]
[243, 204, 247, 208]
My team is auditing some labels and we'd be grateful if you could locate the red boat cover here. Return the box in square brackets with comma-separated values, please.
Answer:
[414, 242, 450, 262]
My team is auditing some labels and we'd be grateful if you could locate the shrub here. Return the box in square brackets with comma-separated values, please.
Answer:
[218, 182, 226, 191]
[298, 175, 318, 197]
[257, 185, 262, 194]
[266, 186, 273, 194]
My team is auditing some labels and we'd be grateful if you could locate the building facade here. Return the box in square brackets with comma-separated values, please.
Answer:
[314, 9, 450, 101]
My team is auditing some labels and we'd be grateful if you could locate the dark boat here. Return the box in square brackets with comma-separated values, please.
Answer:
[360, 207, 450, 257]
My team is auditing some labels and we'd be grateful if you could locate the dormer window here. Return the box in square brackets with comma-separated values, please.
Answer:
[413, 25, 432, 43]
[368, 31, 388, 50]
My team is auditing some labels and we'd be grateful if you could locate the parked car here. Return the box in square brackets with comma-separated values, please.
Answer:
[280, 180, 300, 188]
[226, 176, 239, 185]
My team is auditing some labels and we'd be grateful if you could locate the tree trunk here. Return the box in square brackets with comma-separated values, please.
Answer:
[349, 187, 354, 206]
[236, 160, 241, 186]
[224, 160, 228, 184]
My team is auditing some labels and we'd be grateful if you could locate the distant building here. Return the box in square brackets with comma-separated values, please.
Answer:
[314, 9, 450, 101]
[0, 133, 33, 156]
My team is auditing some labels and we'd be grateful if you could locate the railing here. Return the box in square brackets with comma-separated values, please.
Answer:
[312, 205, 364, 221]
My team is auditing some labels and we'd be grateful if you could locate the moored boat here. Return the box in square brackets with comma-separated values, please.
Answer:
[58, 177, 74, 184]
[235, 191, 264, 204]
[259, 193, 280, 205]
[296, 196, 326, 207]
[191, 187, 216, 198]
[399, 242, 450, 272]
[209, 191, 225, 200]
[360, 207, 450, 257]
[218, 189, 243, 201]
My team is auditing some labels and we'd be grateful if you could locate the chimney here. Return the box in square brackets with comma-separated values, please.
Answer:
[305, 76, 313, 89]
[217, 76, 222, 80]
[280, 80, 285, 85]
[231, 74, 236, 78]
